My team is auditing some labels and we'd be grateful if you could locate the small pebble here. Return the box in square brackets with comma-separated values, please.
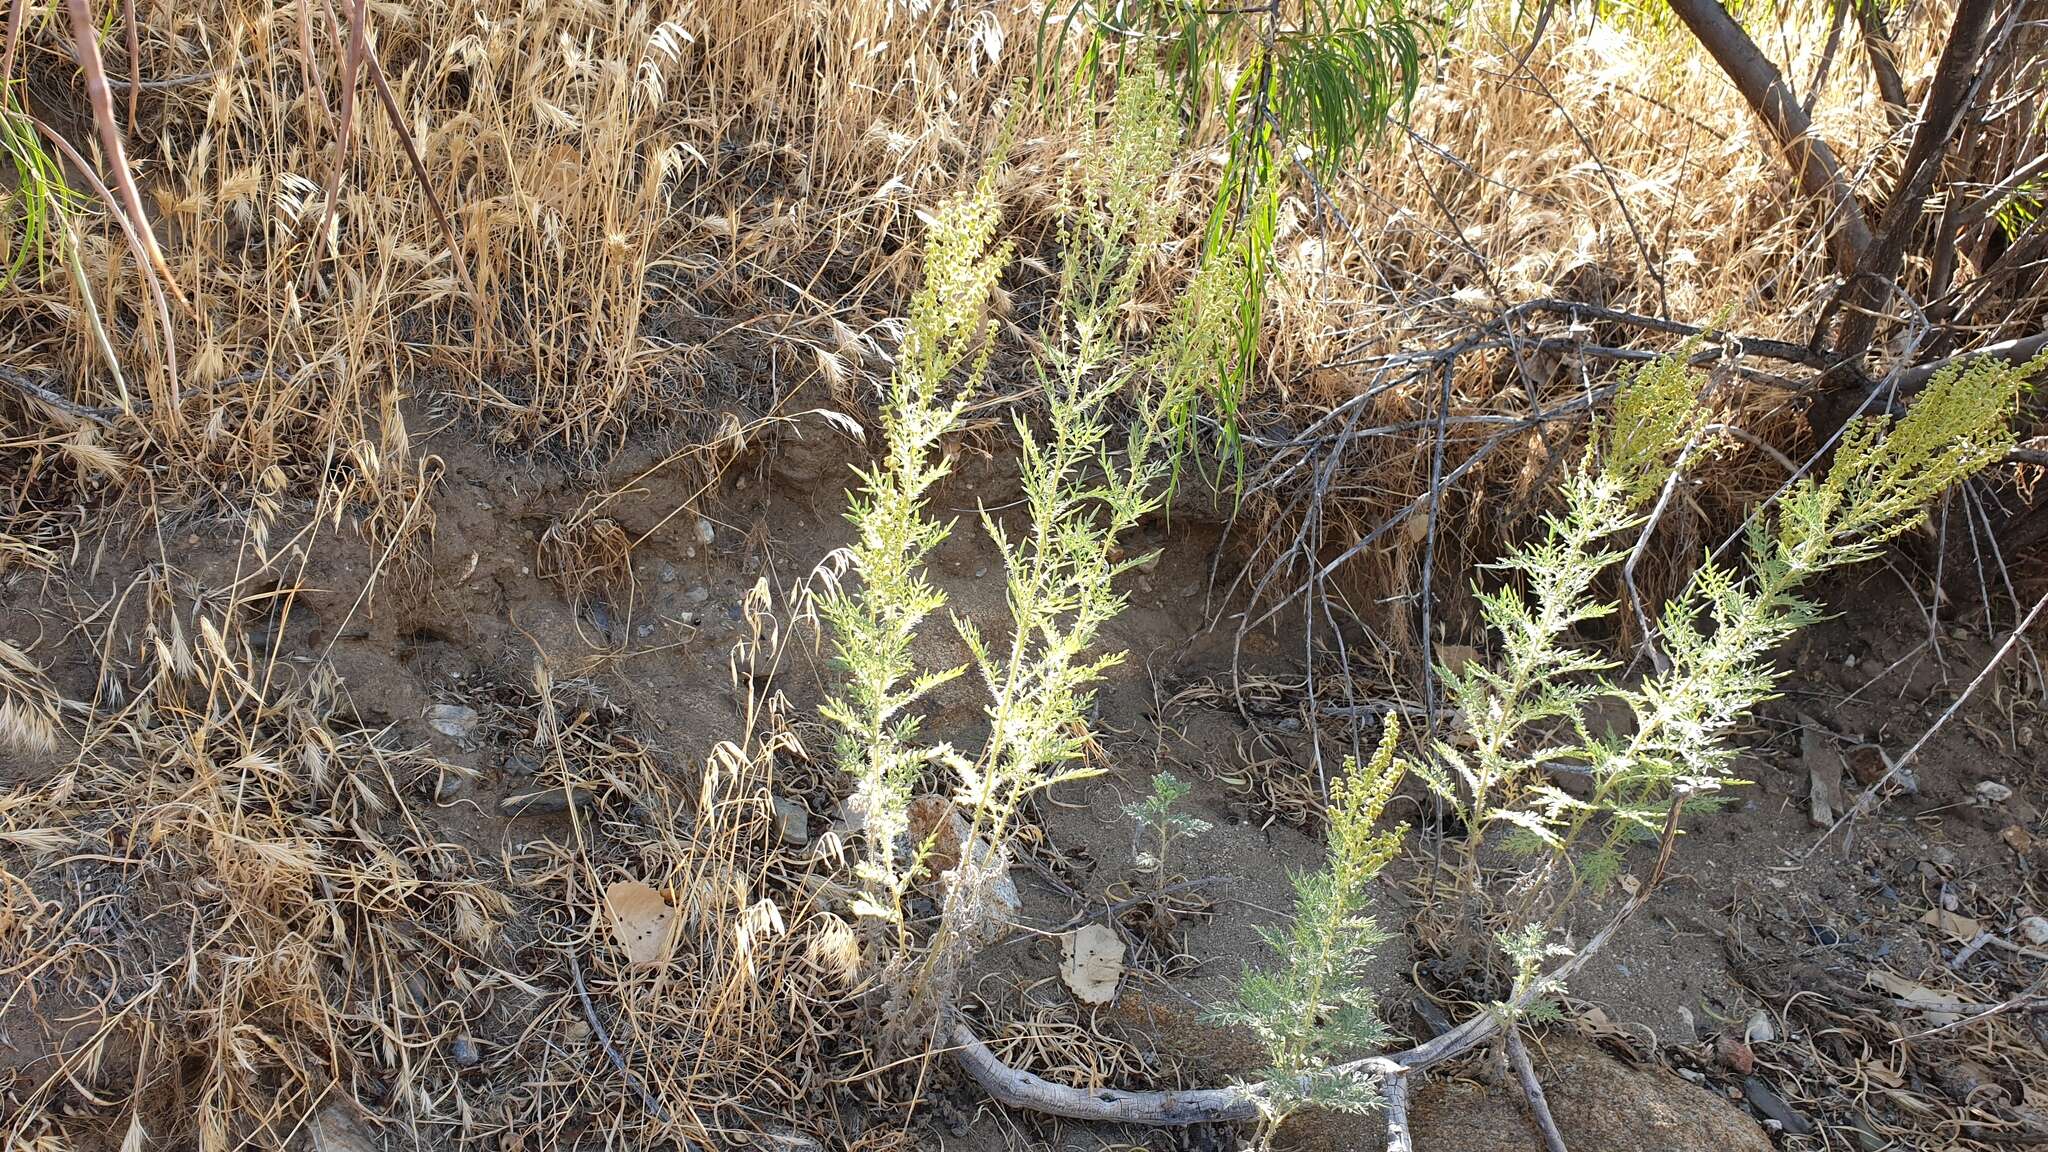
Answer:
[425, 703, 481, 739]
[2021, 916, 2048, 947]
[1716, 1033, 1755, 1075]
[687, 585, 711, 605]
[451, 1036, 480, 1068]
[1976, 780, 2015, 804]
[772, 795, 811, 847]
[658, 562, 678, 584]
[636, 623, 655, 638]
[694, 517, 716, 545]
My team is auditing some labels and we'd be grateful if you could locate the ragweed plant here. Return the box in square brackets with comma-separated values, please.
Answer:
[1414, 345, 2037, 914]
[1209, 718, 1409, 1145]
[817, 151, 1012, 936]
[1123, 771, 1212, 879]
[821, 76, 1196, 1029]
[925, 71, 1189, 1001]
[1410, 348, 1708, 881]
[1554, 348, 2044, 856]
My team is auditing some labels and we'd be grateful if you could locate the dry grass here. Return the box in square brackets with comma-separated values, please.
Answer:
[0, 498, 866, 1148]
[1, 0, 2039, 1148]
[1, 0, 2027, 565]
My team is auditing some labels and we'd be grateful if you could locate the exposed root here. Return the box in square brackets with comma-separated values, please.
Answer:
[945, 1020, 1261, 1125]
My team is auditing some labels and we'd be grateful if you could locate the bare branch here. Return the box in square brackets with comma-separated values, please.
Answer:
[1507, 1031, 1569, 1152]
[1384, 1071, 1414, 1152]
[1851, 0, 1908, 119]
[1950, 153, 2048, 236]
[946, 1023, 1262, 1125]
[1895, 328, 2048, 390]
[1664, 0, 1874, 277]
[1833, 0, 2001, 363]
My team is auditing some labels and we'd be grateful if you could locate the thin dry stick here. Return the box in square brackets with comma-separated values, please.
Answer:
[120, 0, 139, 129]
[28, 118, 179, 410]
[62, 0, 181, 302]
[1506, 1031, 1568, 1152]
[1813, 585, 2048, 853]
[1, 0, 27, 78]
[563, 925, 671, 1123]
[307, 0, 368, 278]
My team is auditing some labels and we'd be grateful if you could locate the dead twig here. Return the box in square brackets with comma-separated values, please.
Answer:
[946, 1024, 1263, 1124]
[0, 367, 123, 425]
[1506, 1031, 1568, 1152]
[563, 942, 671, 1123]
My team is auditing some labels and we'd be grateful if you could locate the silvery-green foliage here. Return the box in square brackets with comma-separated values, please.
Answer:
[1210, 719, 1409, 1137]
[1122, 771, 1213, 874]
[1411, 342, 2033, 927]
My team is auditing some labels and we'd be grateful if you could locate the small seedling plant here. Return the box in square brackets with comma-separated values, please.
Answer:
[1123, 771, 1213, 883]
[1208, 718, 1409, 1142]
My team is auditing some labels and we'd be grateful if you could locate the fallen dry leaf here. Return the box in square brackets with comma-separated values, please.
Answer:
[606, 881, 677, 968]
[1060, 923, 1125, 1005]
[1867, 970, 1981, 1025]
[1434, 643, 1482, 675]
[1919, 907, 1981, 942]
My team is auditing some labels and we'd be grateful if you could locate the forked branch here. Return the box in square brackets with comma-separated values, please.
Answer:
[1663, 0, 1873, 277]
